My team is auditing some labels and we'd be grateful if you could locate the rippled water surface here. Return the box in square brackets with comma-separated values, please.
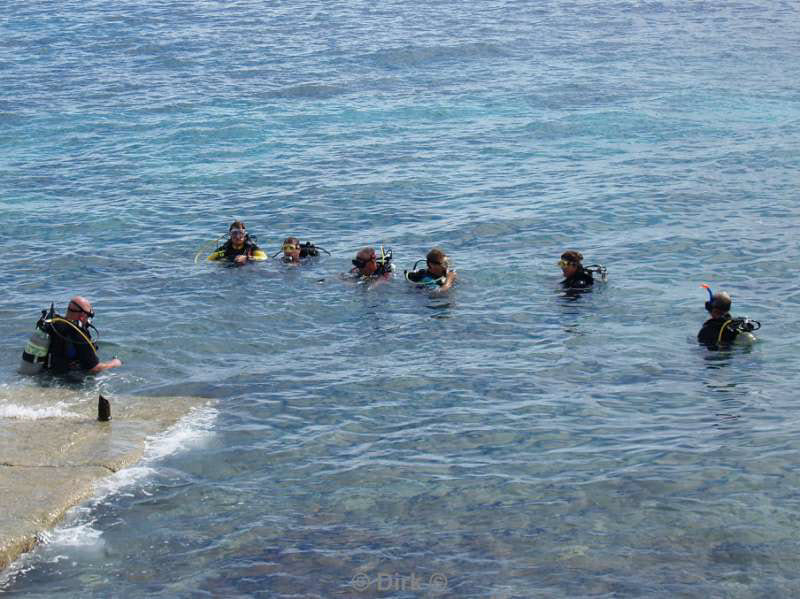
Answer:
[2, 0, 800, 596]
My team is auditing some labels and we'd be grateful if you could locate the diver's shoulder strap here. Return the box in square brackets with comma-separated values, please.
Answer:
[49, 317, 98, 356]
[717, 319, 734, 346]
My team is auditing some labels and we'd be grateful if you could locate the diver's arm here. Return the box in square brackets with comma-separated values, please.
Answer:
[367, 275, 391, 290]
[89, 357, 122, 373]
[436, 271, 457, 292]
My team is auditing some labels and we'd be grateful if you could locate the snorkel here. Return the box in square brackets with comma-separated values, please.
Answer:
[374, 245, 393, 275]
[701, 283, 714, 313]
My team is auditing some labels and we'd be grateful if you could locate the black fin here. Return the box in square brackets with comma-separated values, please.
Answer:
[98, 394, 112, 422]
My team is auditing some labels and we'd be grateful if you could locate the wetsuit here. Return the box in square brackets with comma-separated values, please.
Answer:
[216, 238, 260, 260]
[697, 313, 739, 348]
[46, 318, 99, 373]
[405, 269, 444, 288]
[561, 268, 594, 289]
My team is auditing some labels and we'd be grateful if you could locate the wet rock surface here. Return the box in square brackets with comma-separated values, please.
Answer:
[0, 387, 207, 570]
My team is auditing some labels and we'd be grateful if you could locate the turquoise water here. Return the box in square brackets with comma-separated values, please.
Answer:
[2, 0, 800, 595]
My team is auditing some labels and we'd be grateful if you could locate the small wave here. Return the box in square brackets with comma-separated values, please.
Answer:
[88, 404, 218, 504]
[2, 404, 218, 573]
[143, 404, 218, 462]
[38, 521, 104, 549]
[0, 402, 79, 420]
[364, 42, 507, 69]
[269, 82, 347, 99]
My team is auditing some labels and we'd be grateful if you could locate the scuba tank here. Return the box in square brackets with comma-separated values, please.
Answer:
[19, 303, 55, 374]
[584, 264, 608, 282]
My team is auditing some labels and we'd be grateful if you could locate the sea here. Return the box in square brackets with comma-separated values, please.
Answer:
[1, 0, 799, 596]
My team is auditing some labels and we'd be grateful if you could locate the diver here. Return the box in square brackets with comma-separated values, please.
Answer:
[349, 246, 395, 284]
[277, 237, 329, 263]
[20, 296, 122, 375]
[404, 248, 457, 292]
[208, 220, 266, 265]
[697, 285, 760, 349]
[558, 250, 606, 289]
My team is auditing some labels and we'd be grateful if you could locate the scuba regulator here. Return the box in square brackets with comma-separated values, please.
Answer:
[729, 317, 761, 333]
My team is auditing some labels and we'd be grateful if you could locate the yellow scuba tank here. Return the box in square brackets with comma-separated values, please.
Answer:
[19, 304, 55, 374]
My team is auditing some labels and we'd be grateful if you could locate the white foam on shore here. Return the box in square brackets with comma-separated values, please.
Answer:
[0, 401, 80, 420]
[0, 404, 217, 588]
[88, 404, 218, 504]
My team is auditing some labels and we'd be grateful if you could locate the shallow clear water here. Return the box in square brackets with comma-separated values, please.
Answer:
[2, 0, 800, 596]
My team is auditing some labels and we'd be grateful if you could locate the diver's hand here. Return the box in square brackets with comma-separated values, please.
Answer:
[89, 357, 122, 373]
[234, 255, 248, 265]
[438, 271, 457, 292]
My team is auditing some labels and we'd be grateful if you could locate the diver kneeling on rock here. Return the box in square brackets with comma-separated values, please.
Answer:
[20, 296, 122, 375]
[697, 285, 760, 349]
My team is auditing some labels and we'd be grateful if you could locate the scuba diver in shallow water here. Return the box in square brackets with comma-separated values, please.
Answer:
[558, 250, 606, 290]
[348, 246, 395, 285]
[697, 285, 760, 349]
[209, 221, 265, 265]
[277, 237, 329, 263]
[405, 248, 457, 292]
[20, 296, 122, 375]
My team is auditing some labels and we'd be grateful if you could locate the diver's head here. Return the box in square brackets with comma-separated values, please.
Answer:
[706, 291, 732, 317]
[229, 227, 246, 249]
[229, 220, 246, 233]
[282, 237, 301, 262]
[66, 296, 94, 325]
[352, 247, 377, 276]
[558, 250, 583, 278]
[426, 248, 449, 277]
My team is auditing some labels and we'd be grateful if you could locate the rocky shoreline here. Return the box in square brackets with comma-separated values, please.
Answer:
[0, 387, 207, 571]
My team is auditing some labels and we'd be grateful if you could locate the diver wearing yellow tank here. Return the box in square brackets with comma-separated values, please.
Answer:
[208, 221, 267, 264]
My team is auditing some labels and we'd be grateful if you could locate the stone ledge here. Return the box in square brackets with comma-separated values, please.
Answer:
[0, 387, 208, 571]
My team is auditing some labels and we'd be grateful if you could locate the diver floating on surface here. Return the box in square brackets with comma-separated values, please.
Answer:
[274, 237, 330, 263]
[404, 248, 457, 292]
[348, 245, 395, 284]
[697, 284, 760, 349]
[558, 250, 606, 289]
[203, 221, 267, 264]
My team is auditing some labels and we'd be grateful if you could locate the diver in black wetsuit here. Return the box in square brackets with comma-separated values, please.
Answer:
[214, 220, 262, 265]
[405, 247, 457, 292]
[348, 246, 394, 286]
[558, 250, 594, 289]
[20, 296, 122, 375]
[697, 290, 759, 349]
